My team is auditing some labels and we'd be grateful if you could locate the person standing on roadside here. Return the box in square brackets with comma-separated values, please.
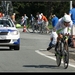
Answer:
[20, 16, 24, 26]
[69, 2, 75, 24]
[36, 12, 42, 30]
[30, 14, 35, 29]
[69, 2, 75, 48]
[30, 14, 35, 25]
[36, 12, 42, 24]
[41, 13, 50, 33]
[23, 14, 28, 26]
[51, 14, 59, 28]
[0, 12, 4, 18]
[11, 13, 16, 24]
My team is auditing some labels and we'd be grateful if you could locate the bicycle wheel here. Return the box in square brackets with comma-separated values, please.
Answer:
[56, 52, 61, 67]
[63, 42, 69, 69]
[55, 42, 61, 67]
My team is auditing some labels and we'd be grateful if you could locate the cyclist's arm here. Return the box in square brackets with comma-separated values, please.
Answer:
[54, 18, 63, 31]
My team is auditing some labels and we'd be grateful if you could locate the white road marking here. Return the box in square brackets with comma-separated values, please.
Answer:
[35, 49, 75, 68]
[35, 50, 56, 60]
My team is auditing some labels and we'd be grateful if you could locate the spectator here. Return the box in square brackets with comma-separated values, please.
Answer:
[30, 14, 35, 28]
[30, 14, 35, 24]
[0, 12, 3, 18]
[20, 16, 24, 26]
[23, 14, 28, 26]
[30, 14, 35, 22]
[11, 13, 16, 24]
[69, 2, 75, 24]
[41, 13, 50, 33]
[51, 14, 59, 28]
[36, 12, 42, 24]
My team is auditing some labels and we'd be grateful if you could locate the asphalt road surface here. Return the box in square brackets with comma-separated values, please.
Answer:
[0, 28, 75, 72]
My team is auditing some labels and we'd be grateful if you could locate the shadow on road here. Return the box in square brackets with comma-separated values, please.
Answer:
[23, 64, 62, 69]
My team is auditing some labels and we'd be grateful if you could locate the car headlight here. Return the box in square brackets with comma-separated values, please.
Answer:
[8, 30, 19, 35]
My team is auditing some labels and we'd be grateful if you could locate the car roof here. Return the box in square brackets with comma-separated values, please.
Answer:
[0, 15, 16, 27]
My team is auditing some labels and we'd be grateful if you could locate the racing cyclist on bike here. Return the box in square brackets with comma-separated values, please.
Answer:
[47, 14, 73, 51]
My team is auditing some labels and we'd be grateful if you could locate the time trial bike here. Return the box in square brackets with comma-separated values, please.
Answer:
[55, 35, 69, 69]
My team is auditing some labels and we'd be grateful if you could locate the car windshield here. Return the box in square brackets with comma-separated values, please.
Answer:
[0, 19, 14, 27]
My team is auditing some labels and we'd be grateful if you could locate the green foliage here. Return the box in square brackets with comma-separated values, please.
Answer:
[10, 2, 71, 24]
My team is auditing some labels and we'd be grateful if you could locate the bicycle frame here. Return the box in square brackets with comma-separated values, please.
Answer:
[55, 35, 69, 69]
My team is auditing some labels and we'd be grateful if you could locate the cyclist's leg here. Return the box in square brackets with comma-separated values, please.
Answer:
[64, 36, 69, 52]
[55, 36, 60, 52]
[55, 34, 63, 55]
[63, 41, 69, 69]
[68, 36, 72, 47]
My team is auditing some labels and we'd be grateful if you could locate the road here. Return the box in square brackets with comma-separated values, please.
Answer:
[19, 28, 75, 61]
[0, 28, 75, 72]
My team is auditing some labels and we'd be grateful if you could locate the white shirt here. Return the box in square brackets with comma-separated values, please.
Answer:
[37, 14, 43, 24]
[50, 31, 58, 45]
[38, 14, 42, 20]
[24, 15, 28, 21]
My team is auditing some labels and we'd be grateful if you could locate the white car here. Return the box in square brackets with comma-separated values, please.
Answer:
[0, 15, 20, 50]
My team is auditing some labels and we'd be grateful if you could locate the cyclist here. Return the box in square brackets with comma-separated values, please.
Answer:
[47, 14, 73, 51]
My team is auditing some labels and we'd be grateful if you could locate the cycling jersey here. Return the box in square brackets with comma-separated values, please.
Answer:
[54, 18, 73, 34]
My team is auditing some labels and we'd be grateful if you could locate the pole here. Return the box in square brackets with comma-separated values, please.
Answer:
[7, 3, 9, 15]
[70, 1, 72, 10]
